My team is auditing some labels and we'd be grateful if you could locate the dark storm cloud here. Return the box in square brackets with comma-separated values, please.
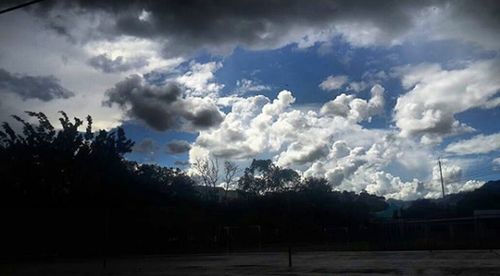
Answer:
[184, 108, 224, 128]
[88, 54, 148, 73]
[165, 140, 191, 154]
[0, 68, 74, 101]
[31, 0, 500, 56]
[103, 75, 224, 131]
[27, 1, 418, 55]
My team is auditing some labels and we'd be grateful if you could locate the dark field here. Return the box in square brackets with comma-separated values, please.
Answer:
[2, 250, 500, 275]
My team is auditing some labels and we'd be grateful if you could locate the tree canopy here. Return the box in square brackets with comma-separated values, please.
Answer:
[1, 111, 498, 257]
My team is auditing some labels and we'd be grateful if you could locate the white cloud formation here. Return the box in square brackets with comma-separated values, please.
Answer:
[427, 160, 484, 198]
[234, 79, 271, 95]
[394, 59, 500, 144]
[364, 171, 424, 201]
[176, 61, 224, 98]
[347, 81, 369, 93]
[1, 2, 496, 201]
[414, 2, 500, 51]
[84, 36, 183, 74]
[320, 84, 385, 122]
[319, 75, 348, 91]
[277, 143, 330, 167]
[188, 86, 482, 200]
[333, 22, 404, 47]
[343, 70, 388, 93]
[493, 158, 500, 171]
[446, 133, 500, 156]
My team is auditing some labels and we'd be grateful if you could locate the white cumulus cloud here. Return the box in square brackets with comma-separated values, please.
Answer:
[320, 84, 385, 122]
[187, 86, 481, 200]
[446, 133, 500, 155]
[319, 75, 348, 91]
[176, 61, 224, 98]
[394, 59, 500, 144]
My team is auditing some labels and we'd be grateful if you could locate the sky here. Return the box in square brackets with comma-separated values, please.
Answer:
[0, 0, 499, 200]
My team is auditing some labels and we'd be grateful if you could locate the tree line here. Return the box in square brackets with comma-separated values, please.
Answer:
[0, 111, 386, 207]
[0, 112, 498, 257]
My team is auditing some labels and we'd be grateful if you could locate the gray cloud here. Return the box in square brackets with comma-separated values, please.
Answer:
[0, 68, 74, 101]
[88, 54, 148, 73]
[445, 133, 500, 155]
[174, 160, 190, 167]
[166, 140, 191, 154]
[277, 142, 330, 166]
[31, 0, 500, 57]
[103, 75, 224, 131]
[44, 1, 415, 54]
[133, 138, 159, 154]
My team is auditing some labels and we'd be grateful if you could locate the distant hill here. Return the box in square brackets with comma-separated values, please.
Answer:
[397, 180, 500, 219]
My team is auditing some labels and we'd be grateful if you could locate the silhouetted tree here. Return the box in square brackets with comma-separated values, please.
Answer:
[223, 160, 238, 201]
[357, 191, 388, 213]
[133, 163, 197, 203]
[5, 110, 497, 257]
[300, 177, 332, 193]
[192, 157, 219, 200]
[0, 111, 134, 207]
[238, 159, 300, 195]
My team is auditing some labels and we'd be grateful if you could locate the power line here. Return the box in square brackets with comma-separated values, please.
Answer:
[0, 0, 45, 15]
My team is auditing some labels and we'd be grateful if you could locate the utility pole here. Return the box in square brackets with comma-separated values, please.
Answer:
[438, 158, 445, 198]
[287, 191, 292, 268]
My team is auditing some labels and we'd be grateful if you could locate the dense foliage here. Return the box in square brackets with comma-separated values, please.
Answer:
[0, 112, 200, 207]
[0, 112, 498, 257]
[0, 112, 389, 257]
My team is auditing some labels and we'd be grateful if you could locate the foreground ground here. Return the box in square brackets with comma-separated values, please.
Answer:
[2, 250, 500, 275]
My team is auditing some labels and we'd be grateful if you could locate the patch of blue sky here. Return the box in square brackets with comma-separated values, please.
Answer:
[129, 37, 498, 168]
[210, 37, 495, 103]
[454, 104, 500, 135]
[122, 122, 197, 167]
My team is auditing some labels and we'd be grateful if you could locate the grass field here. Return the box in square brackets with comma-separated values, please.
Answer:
[2, 250, 500, 275]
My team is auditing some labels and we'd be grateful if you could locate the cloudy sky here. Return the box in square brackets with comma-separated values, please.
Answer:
[1, 0, 499, 200]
